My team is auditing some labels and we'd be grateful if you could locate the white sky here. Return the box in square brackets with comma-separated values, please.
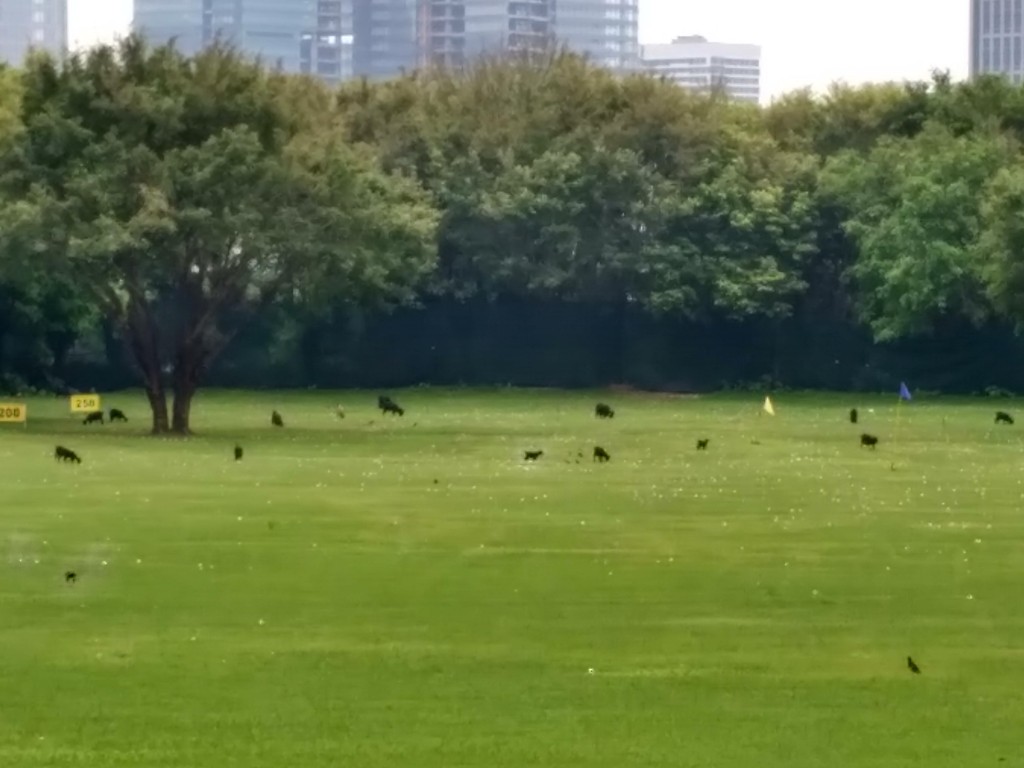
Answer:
[69, 0, 969, 101]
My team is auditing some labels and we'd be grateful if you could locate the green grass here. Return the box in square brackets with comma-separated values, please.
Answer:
[1, 388, 1023, 766]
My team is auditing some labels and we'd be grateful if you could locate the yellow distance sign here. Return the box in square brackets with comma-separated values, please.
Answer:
[70, 394, 102, 414]
[0, 403, 26, 423]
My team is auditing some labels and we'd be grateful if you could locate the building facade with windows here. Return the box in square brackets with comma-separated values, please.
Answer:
[134, 0, 640, 83]
[553, 0, 639, 72]
[415, 0, 642, 74]
[306, 1, 354, 83]
[413, 0, 552, 70]
[641, 35, 761, 104]
[0, 0, 67, 65]
[352, 0, 418, 77]
[970, 0, 1024, 82]
[133, 0, 353, 83]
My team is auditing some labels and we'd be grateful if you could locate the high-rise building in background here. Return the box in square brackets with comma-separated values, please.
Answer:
[970, 0, 1024, 82]
[352, 0, 418, 77]
[411, 0, 638, 74]
[0, 0, 67, 65]
[133, 0, 353, 84]
[306, 1, 354, 83]
[641, 35, 761, 104]
[413, 0, 553, 71]
[133, 0, 641, 83]
[554, 0, 639, 72]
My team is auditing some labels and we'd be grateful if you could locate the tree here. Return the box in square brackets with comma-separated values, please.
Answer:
[930, 73, 1024, 141]
[765, 80, 934, 158]
[0, 64, 21, 146]
[976, 162, 1024, 329]
[821, 123, 1011, 340]
[0, 37, 437, 433]
[0, 61, 93, 390]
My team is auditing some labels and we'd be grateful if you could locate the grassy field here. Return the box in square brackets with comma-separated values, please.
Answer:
[1, 388, 1023, 766]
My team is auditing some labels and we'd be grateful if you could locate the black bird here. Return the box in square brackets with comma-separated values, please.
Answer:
[907, 656, 921, 674]
[64, 571, 77, 584]
[696, 439, 709, 450]
[54, 445, 82, 464]
[271, 410, 284, 427]
[849, 407, 858, 424]
[234, 445, 243, 461]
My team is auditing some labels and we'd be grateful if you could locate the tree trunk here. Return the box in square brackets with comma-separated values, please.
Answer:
[146, 380, 170, 434]
[171, 350, 197, 435]
[123, 297, 171, 434]
[170, 340, 208, 435]
[171, 381, 194, 435]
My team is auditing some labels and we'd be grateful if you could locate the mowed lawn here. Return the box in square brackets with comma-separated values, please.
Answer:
[1, 388, 1023, 767]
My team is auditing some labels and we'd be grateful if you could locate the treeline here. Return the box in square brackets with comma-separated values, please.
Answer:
[3, 38, 1024, 425]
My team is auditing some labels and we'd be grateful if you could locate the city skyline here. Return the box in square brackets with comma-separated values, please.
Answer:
[69, 0, 966, 101]
[133, 0, 352, 82]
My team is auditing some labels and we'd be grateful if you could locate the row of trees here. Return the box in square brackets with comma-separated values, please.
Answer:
[2, 37, 1024, 431]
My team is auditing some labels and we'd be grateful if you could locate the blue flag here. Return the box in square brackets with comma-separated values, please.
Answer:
[899, 382, 912, 401]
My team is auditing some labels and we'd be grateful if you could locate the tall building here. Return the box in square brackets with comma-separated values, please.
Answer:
[553, 0, 639, 72]
[133, 0, 641, 83]
[970, 0, 1024, 82]
[414, 0, 552, 70]
[641, 35, 761, 104]
[0, 0, 67, 65]
[307, 0, 354, 83]
[413, 0, 644, 73]
[353, 0, 418, 77]
[133, 0, 353, 84]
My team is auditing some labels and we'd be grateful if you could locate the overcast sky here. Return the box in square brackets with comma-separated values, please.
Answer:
[69, 0, 968, 101]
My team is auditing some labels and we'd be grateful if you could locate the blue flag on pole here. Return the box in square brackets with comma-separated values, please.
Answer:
[899, 382, 912, 401]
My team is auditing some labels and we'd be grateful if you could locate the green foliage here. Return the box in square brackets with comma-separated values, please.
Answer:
[338, 53, 817, 321]
[10, 41, 1024, 394]
[976, 161, 1024, 329]
[821, 124, 1012, 340]
[0, 37, 437, 431]
[0, 64, 22, 149]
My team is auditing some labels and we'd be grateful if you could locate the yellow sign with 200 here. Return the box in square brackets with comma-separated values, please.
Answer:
[69, 394, 102, 413]
[0, 403, 26, 423]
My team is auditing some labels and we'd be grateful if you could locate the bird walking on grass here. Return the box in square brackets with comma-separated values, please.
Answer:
[907, 656, 921, 674]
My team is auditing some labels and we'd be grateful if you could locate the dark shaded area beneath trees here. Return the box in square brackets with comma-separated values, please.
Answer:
[51, 300, 1024, 395]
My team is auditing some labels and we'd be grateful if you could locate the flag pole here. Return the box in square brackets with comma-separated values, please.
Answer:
[894, 382, 910, 468]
